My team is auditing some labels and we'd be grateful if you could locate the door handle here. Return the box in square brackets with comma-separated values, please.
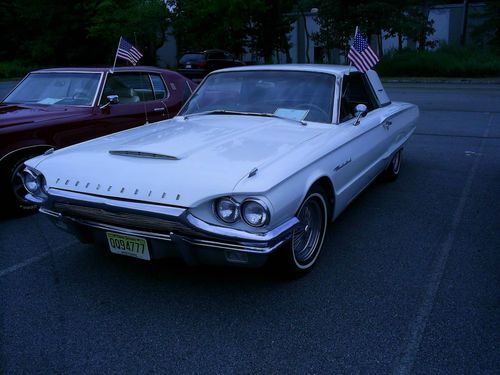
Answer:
[153, 107, 165, 112]
[383, 120, 392, 130]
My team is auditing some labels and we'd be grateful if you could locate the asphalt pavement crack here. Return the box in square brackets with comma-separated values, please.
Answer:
[392, 113, 493, 375]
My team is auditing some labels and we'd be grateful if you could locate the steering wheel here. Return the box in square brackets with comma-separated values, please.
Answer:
[293, 103, 330, 123]
[72, 91, 90, 101]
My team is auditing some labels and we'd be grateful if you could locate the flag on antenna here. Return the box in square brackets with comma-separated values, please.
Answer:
[115, 37, 143, 66]
[347, 31, 379, 73]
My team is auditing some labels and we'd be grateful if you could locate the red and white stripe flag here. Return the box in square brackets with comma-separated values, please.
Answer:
[347, 30, 379, 73]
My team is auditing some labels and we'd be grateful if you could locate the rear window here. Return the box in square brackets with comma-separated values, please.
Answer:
[180, 54, 205, 63]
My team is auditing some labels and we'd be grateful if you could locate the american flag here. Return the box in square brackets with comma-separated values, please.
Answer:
[347, 31, 379, 73]
[116, 37, 143, 65]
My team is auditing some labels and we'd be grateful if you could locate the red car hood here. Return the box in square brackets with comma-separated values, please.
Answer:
[0, 103, 89, 128]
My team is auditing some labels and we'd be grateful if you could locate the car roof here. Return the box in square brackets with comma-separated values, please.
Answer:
[182, 49, 229, 55]
[32, 66, 173, 74]
[211, 64, 360, 76]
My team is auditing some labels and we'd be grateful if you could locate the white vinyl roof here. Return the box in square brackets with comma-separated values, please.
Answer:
[213, 64, 361, 76]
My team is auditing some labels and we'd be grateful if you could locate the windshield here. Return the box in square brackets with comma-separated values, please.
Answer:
[180, 70, 336, 123]
[3, 72, 101, 106]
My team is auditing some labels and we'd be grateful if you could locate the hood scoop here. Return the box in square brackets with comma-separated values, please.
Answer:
[109, 150, 180, 160]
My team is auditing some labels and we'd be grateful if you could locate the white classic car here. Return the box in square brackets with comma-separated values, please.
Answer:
[23, 65, 418, 275]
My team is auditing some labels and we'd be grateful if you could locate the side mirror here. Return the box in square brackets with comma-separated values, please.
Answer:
[99, 95, 119, 110]
[354, 104, 368, 126]
[107, 95, 119, 104]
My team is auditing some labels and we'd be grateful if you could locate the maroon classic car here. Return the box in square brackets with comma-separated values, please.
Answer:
[0, 66, 196, 213]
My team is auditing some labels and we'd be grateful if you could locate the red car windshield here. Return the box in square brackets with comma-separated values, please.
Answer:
[3, 72, 101, 106]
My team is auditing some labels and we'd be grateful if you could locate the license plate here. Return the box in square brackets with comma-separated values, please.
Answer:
[186, 64, 192, 69]
[106, 232, 150, 260]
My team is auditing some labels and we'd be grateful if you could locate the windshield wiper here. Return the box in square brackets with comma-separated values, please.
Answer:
[183, 109, 307, 125]
[183, 109, 244, 119]
[247, 112, 307, 125]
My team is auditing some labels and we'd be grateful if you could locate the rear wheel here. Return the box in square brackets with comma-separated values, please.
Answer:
[383, 149, 402, 181]
[279, 186, 329, 276]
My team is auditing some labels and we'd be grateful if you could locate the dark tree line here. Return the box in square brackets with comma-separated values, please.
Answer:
[0, 0, 168, 66]
[0, 0, 497, 69]
[167, 0, 297, 63]
[168, 0, 499, 63]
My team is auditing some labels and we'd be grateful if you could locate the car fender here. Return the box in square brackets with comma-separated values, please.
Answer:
[0, 143, 55, 165]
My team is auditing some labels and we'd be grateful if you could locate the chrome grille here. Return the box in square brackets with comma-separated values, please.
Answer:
[53, 202, 199, 236]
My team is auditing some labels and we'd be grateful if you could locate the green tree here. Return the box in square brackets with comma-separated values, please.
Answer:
[247, 0, 296, 63]
[169, 0, 295, 63]
[88, 0, 168, 65]
[311, 0, 364, 60]
[168, 0, 255, 57]
[312, 0, 439, 60]
[471, 0, 500, 53]
[0, 0, 168, 68]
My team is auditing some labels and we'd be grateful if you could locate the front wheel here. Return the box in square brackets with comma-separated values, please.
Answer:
[2, 153, 40, 214]
[279, 186, 329, 276]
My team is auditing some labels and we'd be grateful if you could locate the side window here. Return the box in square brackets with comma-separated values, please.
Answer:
[339, 73, 378, 122]
[183, 80, 193, 103]
[99, 72, 154, 105]
[150, 74, 169, 100]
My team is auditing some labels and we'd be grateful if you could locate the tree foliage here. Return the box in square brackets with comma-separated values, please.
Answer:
[168, 0, 296, 63]
[471, 0, 500, 53]
[0, 0, 168, 66]
[0, 0, 494, 71]
[311, 0, 440, 60]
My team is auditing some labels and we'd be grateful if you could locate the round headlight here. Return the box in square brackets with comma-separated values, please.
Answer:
[23, 169, 41, 194]
[241, 199, 269, 227]
[215, 197, 240, 223]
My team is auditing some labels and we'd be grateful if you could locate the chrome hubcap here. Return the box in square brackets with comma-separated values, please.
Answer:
[10, 163, 30, 205]
[392, 151, 401, 174]
[292, 198, 322, 265]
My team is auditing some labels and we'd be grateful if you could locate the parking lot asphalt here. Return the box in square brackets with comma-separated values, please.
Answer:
[1, 82, 499, 374]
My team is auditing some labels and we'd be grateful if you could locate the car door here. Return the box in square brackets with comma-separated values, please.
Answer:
[365, 70, 415, 159]
[332, 73, 392, 205]
[92, 71, 169, 135]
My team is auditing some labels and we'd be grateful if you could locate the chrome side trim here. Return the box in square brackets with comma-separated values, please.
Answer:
[185, 213, 299, 242]
[47, 188, 186, 217]
[39, 207, 61, 217]
[179, 237, 286, 253]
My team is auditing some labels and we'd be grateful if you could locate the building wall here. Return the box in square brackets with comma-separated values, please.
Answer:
[381, 2, 487, 53]
[156, 27, 177, 68]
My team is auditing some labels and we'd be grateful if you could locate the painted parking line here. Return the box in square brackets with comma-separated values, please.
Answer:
[393, 114, 493, 375]
[0, 240, 79, 278]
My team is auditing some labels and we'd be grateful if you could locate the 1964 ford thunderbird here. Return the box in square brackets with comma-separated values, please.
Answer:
[23, 65, 418, 275]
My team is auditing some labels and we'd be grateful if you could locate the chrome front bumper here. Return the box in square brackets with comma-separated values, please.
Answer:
[31, 188, 299, 266]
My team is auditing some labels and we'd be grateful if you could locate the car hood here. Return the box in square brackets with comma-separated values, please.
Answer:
[31, 115, 326, 207]
[0, 103, 88, 128]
